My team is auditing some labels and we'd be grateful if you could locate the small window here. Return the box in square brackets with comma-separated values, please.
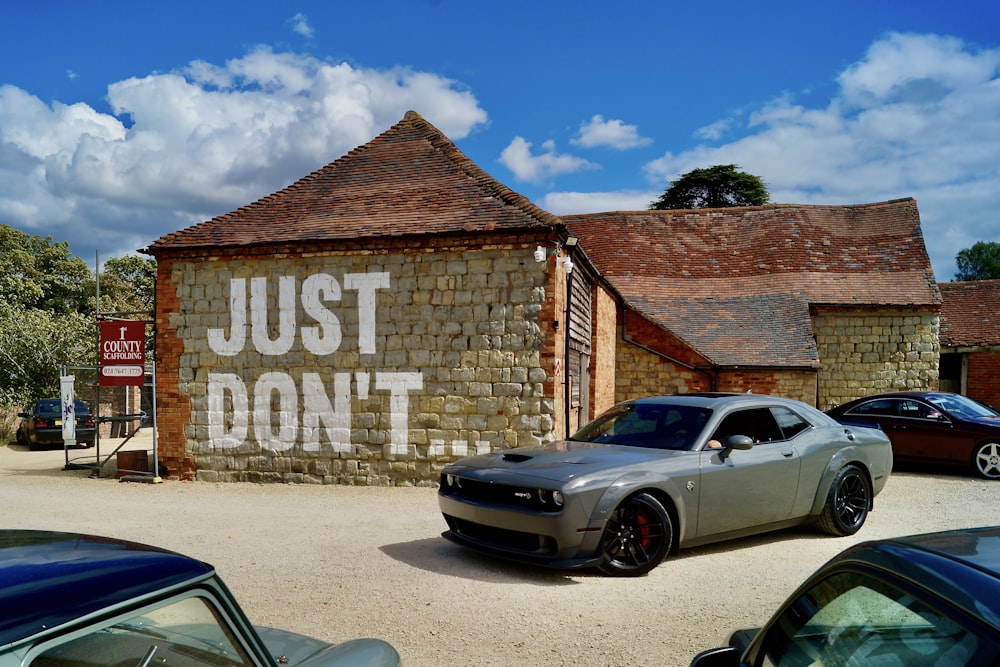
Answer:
[712, 408, 783, 444]
[772, 407, 810, 439]
[848, 399, 898, 417]
[758, 570, 988, 667]
[29, 594, 254, 667]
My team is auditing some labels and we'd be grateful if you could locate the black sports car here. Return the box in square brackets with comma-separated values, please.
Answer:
[439, 393, 892, 576]
[826, 391, 1000, 479]
[691, 525, 1000, 666]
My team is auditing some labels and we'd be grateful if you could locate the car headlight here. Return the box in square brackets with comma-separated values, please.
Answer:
[445, 474, 462, 488]
[552, 490, 564, 507]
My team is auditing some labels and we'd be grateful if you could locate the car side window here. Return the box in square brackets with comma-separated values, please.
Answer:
[28, 594, 254, 667]
[896, 399, 946, 421]
[847, 399, 897, 417]
[757, 570, 986, 667]
[711, 408, 783, 444]
[771, 407, 810, 439]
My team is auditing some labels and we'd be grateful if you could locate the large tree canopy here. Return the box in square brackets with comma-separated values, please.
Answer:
[0, 224, 156, 406]
[954, 241, 1000, 281]
[649, 164, 770, 210]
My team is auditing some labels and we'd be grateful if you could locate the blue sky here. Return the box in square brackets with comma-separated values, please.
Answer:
[1, 1, 998, 281]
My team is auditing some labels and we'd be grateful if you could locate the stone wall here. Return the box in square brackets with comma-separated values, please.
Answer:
[156, 241, 560, 484]
[814, 308, 940, 410]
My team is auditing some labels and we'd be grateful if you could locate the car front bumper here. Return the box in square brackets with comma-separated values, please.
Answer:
[438, 493, 605, 570]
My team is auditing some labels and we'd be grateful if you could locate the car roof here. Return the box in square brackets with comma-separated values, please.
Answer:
[829, 526, 1000, 628]
[0, 530, 214, 647]
[632, 393, 804, 409]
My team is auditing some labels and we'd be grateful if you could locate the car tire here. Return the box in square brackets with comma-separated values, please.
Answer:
[816, 464, 870, 536]
[598, 492, 673, 577]
[972, 441, 1000, 480]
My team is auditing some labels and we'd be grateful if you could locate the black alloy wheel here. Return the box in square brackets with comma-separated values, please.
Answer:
[817, 464, 870, 536]
[598, 492, 673, 576]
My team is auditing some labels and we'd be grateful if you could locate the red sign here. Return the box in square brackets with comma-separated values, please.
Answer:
[99, 321, 146, 386]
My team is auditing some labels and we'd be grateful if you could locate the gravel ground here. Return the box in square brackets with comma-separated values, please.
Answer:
[1, 434, 996, 667]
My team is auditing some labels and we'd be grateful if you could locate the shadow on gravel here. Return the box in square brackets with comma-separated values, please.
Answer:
[380, 537, 586, 585]
[379, 524, 834, 585]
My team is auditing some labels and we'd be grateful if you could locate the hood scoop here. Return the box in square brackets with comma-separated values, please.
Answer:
[501, 453, 534, 463]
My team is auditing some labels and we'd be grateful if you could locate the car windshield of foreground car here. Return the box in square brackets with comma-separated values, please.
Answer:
[570, 403, 713, 450]
[758, 570, 984, 667]
[925, 393, 1000, 420]
[28, 595, 253, 667]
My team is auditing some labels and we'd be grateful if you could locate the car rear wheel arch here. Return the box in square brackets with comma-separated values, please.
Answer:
[815, 463, 873, 536]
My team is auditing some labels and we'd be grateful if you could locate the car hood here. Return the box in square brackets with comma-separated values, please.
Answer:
[446, 440, 685, 483]
[255, 626, 401, 666]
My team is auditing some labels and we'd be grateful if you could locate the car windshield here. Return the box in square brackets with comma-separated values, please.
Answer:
[926, 394, 999, 419]
[570, 403, 712, 450]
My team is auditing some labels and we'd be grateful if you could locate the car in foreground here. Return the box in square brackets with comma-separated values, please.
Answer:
[438, 393, 892, 576]
[0, 530, 401, 667]
[826, 391, 1000, 479]
[690, 525, 1000, 667]
[15, 398, 96, 449]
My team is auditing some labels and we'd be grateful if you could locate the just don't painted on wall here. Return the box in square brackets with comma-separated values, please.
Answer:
[181, 250, 552, 478]
[206, 272, 425, 456]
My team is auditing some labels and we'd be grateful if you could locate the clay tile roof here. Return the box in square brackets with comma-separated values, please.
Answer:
[147, 111, 559, 253]
[939, 279, 1000, 347]
[564, 200, 940, 367]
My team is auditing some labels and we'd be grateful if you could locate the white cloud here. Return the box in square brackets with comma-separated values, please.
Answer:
[571, 114, 651, 149]
[288, 13, 314, 38]
[498, 137, 598, 183]
[539, 190, 658, 215]
[639, 32, 1000, 281]
[0, 48, 487, 259]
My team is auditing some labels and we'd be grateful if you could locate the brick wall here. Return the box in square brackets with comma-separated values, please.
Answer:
[154, 240, 560, 484]
[967, 350, 1000, 409]
[814, 308, 940, 410]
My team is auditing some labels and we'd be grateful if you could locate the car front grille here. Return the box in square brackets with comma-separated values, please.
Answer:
[438, 475, 563, 513]
[443, 514, 557, 557]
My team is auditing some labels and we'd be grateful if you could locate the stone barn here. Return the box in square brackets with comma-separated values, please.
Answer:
[145, 111, 941, 483]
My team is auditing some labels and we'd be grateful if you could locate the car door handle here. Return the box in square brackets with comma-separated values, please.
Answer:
[781, 449, 794, 458]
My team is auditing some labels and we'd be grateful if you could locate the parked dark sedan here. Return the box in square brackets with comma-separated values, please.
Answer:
[439, 393, 892, 576]
[691, 525, 1000, 667]
[0, 530, 401, 667]
[826, 391, 1000, 480]
[16, 398, 97, 449]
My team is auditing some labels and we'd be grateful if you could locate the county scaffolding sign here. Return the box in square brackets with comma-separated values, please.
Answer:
[100, 321, 146, 386]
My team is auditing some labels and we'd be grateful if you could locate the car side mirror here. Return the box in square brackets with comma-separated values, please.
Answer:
[690, 646, 741, 667]
[719, 435, 754, 461]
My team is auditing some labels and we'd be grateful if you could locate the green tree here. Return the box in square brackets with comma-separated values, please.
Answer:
[98, 255, 157, 316]
[0, 302, 95, 405]
[954, 241, 1000, 281]
[649, 164, 770, 210]
[0, 225, 94, 314]
[0, 226, 158, 409]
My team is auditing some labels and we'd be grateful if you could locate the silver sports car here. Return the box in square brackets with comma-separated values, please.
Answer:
[439, 393, 892, 576]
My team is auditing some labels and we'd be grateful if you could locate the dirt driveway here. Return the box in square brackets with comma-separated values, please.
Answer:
[1, 435, 995, 667]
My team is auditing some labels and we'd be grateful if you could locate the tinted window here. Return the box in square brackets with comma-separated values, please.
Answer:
[847, 399, 898, 417]
[772, 407, 810, 439]
[572, 403, 712, 450]
[711, 408, 783, 443]
[757, 570, 990, 667]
